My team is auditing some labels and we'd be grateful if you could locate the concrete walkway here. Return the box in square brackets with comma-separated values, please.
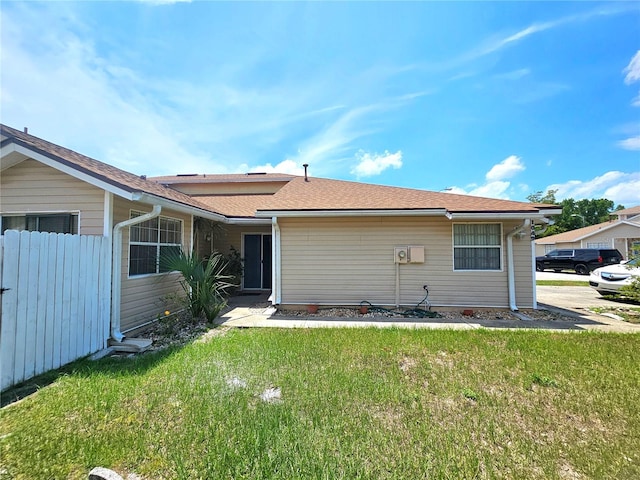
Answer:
[217, 291, 640, 333]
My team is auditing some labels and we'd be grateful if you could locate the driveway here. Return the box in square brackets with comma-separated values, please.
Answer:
[536, 285, 619, 311]
[535, 271, 640, 332]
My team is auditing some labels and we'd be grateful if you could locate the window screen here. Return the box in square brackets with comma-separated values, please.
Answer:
[453, 223, 502, 270]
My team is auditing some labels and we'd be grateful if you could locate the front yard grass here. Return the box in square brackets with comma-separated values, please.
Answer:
[1, 328, 639, 479]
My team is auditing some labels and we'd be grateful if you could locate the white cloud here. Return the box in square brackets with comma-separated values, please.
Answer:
[632, 92, 640, 107]
[245, 160, 305, 176]
[547, 171, 640, 206]
[485, 155, 525, 181]
[0, 4, 424, 179]
[617, 136, 640, 151]
[351, 150, 403, 178]
[446, 155, 526, 199]
[623, 50, 640, 85]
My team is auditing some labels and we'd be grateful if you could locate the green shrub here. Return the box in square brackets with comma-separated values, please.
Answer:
[161, 249, 235, 323]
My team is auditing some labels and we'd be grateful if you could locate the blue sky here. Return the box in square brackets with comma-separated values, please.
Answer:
[1, 1, 639, 206]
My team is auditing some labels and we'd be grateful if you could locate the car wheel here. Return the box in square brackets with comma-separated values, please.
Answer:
[536, 262, 543, 272]
[575, 264, 588, 275]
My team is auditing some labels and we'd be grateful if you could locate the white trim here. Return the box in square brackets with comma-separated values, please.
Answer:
[5, 144, 135, 200]
[452, 222, 504, 272]
[531, 229, 538, 310]
[271, 217, 281, 305]
[103, 191, 113, 237]
[112, 205, 162, 342]
[127, 209, 183, 278]
[256, 209, 449, 218]
[506, 221, 528, 311]
[0, 211, 80, 234]
[131, 192, 227, 223]
[227, 217, 272, 225]
[446, 211, 561, 220]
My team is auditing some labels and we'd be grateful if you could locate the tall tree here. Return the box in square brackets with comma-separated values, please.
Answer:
[528, 189, 625, 237]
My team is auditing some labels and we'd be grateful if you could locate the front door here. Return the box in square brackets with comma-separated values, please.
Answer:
[243, 234, 272, 290]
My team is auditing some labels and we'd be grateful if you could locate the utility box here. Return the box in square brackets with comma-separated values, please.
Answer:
[408, 245, 425, 263]
[394, 247, 408, 264]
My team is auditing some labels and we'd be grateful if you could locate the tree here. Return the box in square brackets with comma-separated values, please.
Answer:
[528, 189, 625, 238]
[527, 189, 557, 204]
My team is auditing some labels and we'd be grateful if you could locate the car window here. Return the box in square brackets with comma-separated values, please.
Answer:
[558, 250, 573, 256]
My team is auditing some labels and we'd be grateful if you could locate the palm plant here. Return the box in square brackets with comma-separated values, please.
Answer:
[161, 249, 236, 322]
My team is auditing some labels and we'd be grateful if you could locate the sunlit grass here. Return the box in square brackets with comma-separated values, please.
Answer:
[2, 329, 639, 479]
[536, 279, 589, 286]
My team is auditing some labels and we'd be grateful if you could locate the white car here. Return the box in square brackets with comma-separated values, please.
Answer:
[589, 259, 640, 295]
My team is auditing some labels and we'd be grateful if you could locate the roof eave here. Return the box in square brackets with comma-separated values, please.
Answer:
[132, 193, 228, 223]
[1, 138, 137, 200]
[446, 210, 562, 221]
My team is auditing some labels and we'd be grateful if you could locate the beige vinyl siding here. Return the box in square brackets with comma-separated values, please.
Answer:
[0, 159, 105, 235]
[279, 217, 535, 309]
[113, 197, 193, 332]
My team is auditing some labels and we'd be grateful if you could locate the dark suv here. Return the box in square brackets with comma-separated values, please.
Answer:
[536, 249, 623, 275]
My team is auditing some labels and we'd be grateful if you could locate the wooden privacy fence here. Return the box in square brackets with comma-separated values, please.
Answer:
[1, 230, 111, 391]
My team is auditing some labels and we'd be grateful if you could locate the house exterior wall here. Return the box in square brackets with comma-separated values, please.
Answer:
[0, 159, 105, 235]
[277, 216, 534, 309]
[535, 223, 640, 258]
[112, 198, 194, 332]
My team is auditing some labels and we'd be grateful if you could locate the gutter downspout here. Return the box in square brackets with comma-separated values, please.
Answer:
[506, 220, 529, 312]
[271, 217, 282, 305]
[111, 205, 162, 342]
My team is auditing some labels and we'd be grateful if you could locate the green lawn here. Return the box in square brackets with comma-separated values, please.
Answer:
[536, 279, 589, 286]
[2, 328, 639, 479]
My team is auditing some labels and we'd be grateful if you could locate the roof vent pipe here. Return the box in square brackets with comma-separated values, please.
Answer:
[23, 127, 28, 134]
[303, 163, 309, 181]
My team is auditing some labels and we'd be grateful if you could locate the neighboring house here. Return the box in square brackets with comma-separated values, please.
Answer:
[1, 124, 562, 347]
[534, 208, 640, 259]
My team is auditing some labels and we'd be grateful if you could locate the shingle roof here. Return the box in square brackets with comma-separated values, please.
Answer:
[196, 194, 275, 218]
[257, 176, 557, 214]
[2, 124, 559, 219]
[615, 205, 640, 217]
[151, 173, 295, 184]
[0, 124, 221, 216]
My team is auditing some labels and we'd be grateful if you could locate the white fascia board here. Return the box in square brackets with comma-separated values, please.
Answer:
[446, 211, 561, 221]
[131, 193, 228, 223]
[0, 143, 25, 171]
[6, 143, 135, 200]
[255, 209, 449, 218]
[226, 217, 272, 225]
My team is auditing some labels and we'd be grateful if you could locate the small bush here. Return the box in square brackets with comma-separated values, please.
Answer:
[531, 373, 559, 388]
[462, 388, 479, 401]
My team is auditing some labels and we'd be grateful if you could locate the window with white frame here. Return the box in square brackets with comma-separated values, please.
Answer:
[129, 210, 182, 276]
[1, 213, 78, 234]
[586, 242, 611, 249]
[453, 223, 502, 271]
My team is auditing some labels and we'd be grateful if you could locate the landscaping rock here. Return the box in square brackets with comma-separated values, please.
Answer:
[89, 467, 124, 480]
